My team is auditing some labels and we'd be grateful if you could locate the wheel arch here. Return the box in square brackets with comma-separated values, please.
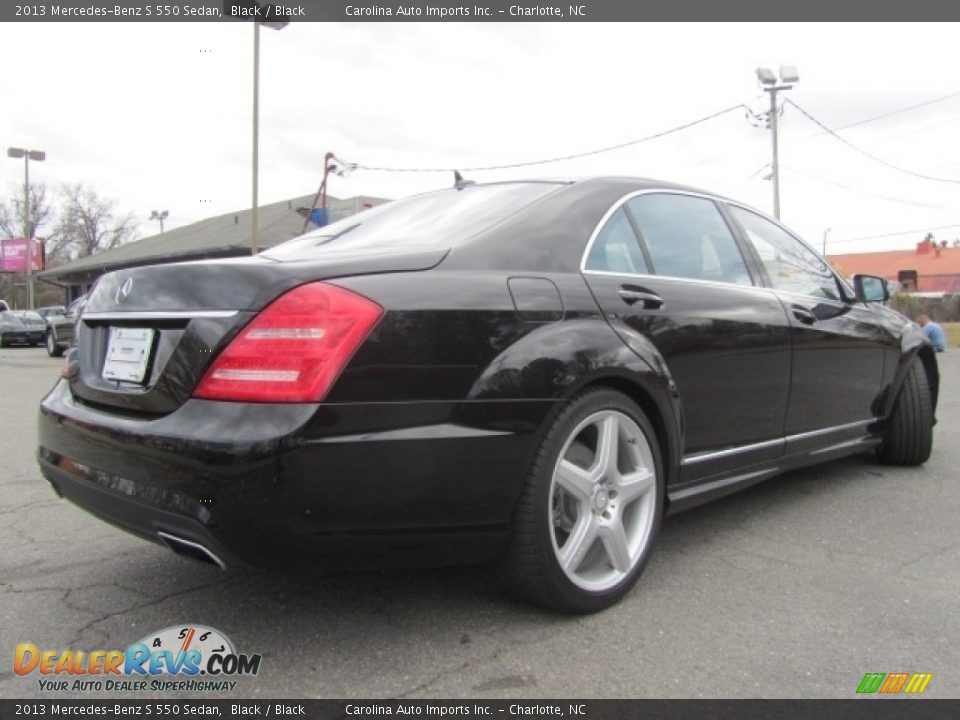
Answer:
[467, 316, 683, 493]
[881, 340, 940, 422]
[915, 345, 940, 417]
[573, 374, 679, 494]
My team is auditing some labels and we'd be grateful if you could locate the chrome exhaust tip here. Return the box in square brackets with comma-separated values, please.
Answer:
[157, 531, 227, 570]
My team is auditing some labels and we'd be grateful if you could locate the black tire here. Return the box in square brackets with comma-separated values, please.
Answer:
[46, 331, 64, 357]
[498, 388, 664, 613]
[877, 358, 933, 466]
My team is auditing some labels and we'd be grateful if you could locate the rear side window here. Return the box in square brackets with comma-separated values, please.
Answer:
[728, 205, 841, 301]
[264, 183, 561, 259]
[626, 194, 752, 286]
[584, 208, 648, 274]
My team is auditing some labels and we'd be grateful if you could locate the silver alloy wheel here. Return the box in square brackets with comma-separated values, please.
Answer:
[46, 333, 55, 354]
[549, 409, 658, 592]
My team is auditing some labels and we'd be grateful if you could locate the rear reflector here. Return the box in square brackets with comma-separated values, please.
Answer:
[193, 282, 382, 403]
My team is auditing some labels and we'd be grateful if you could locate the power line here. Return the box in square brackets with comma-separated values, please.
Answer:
[831, 90, 960, 132]
[830, 223, 960, 245]
[779, 165, 943, 210]
[335, 104, 746, 174]
[785, 99, 960, 185]
[852, 112, 960, 150]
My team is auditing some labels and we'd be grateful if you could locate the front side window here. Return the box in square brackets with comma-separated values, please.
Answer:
[584, 207, 648, 274]
[626, 194, 752, 286]
[728, 206, 841, 301]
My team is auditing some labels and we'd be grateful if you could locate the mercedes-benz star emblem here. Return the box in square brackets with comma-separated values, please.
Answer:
[115, 277, 134, 305]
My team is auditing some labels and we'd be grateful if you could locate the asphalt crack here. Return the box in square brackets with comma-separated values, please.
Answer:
[66, 573, 240, 647]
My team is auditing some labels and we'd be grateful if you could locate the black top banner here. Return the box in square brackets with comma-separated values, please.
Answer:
[4, 0, 958, 22]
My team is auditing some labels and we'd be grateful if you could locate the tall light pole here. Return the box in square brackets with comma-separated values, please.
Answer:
[822, 227, 831, 257]
[7, 147, 46, 309]
[756, 65, 799, 220]
[150, 209, 169, 234]
[251, 19, 288, 255]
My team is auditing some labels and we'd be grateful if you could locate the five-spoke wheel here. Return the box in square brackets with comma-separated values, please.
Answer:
[499, 388, 663, 613]
[550, 410, 658, 593]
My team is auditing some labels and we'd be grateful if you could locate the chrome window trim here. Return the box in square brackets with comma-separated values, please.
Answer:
[580, 187, 851, 302]
[82, 311, 238, 321]
[722, 201, 853, 302]
[723, 199, 827, 264]
[582, 268, 772, 294]
[681, 419, 877, 466]
[579, 188, 755, 288]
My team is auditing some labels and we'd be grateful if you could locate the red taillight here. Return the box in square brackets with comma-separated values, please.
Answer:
[193, 282, 382, 403]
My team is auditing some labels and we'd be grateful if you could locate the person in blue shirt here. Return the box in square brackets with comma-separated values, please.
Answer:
[917, 315, 947, 352]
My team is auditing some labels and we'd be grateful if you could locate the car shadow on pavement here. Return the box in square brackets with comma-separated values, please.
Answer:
[6, 448, 933, 698]
[84, 450, 889, 621]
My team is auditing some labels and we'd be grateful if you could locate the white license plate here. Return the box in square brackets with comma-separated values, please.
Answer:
[102, 327, 155, 383]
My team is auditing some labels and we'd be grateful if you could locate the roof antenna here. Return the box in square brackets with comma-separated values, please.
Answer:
[454, 171, 475, 191]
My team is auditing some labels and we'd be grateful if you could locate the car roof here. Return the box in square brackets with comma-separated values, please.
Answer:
[460, 176, 729, 199]
[443, 176, 741, 274]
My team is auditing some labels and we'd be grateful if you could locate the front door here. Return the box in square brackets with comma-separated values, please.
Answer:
[725, 204, 889, 441]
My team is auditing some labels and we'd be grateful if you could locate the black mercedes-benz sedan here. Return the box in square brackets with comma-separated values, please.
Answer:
[37, 178, 939, 612]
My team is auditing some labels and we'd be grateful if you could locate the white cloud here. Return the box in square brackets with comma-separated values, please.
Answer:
[1, 21, 959, 252]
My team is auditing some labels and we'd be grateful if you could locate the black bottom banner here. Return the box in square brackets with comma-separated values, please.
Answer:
[2, 700, 958, 720]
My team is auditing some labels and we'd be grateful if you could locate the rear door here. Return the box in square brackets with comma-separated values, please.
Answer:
[581, 191, 793, 479]
[724, 204, 889, 446]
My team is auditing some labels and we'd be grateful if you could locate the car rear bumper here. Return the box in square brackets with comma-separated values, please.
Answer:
[38, 453, 240, 568]
[3, 331, 44, 344]
[37, 379, 555, 568]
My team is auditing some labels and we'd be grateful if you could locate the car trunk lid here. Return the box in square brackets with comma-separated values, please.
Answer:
[69, 249, 447, 415]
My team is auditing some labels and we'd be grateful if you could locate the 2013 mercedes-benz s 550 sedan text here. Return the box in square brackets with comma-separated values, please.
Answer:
[37, 178, 939, 612]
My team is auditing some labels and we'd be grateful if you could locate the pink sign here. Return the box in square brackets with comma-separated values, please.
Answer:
[0, 238, 43, 272]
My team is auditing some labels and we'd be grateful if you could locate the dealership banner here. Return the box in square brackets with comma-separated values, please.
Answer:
[0, 238, 43, 273]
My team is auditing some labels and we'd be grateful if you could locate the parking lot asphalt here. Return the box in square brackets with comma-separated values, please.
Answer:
[1, 345, 957, 699]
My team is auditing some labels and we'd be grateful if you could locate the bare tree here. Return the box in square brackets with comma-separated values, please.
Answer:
[0, 181, 54, 240]
[50, 183, 138, 260]
[0, 183, 57, 307]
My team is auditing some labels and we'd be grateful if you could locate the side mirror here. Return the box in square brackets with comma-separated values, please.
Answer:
[853, 274, 889, 303]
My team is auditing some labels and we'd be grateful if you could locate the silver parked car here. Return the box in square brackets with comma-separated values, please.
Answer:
[0, 310, 48, 347]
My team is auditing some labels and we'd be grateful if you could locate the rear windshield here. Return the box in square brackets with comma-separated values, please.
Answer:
[263, 182, 562, 260]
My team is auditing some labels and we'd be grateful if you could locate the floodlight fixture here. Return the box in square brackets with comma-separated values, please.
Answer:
[150, 209, 170, 233]
[779, 65, 800, 84]
[756, 67, 777, 85]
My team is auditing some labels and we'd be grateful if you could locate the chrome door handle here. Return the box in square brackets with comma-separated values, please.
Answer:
[618, 288, 664, 309]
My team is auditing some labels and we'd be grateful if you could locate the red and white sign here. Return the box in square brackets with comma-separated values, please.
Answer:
[0, 238, 43, 273]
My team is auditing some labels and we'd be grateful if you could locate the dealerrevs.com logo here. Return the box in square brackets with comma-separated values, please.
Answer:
[14, 625, 262, 693]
